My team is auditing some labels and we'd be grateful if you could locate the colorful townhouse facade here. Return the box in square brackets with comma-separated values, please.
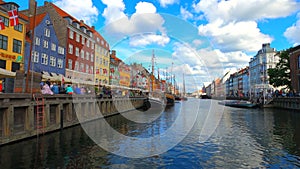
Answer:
[23, 12, 66, 76]
[93, 31, 110, 85]
[0, 1, 27, 73]
[249, 43, 279, 96]
[22, 1, 112, 85]
[109, 50, 120, 86]
[118, 62, 131, 88]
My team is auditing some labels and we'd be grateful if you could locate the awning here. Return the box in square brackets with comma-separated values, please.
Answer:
[42, 71, 56, 81]
[0, 68, 16, 78]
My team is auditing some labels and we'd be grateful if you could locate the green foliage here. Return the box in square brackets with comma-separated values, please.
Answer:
[267, 50, 292, 90]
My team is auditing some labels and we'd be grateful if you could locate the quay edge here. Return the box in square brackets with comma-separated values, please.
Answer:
[0, 94, 146, 146]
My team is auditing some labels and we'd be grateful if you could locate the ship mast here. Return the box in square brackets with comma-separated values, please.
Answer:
[151, 50, 155, 92]
[183, 73, 186, 97]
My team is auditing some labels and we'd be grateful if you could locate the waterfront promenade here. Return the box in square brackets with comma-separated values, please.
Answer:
[0, 93, 145, 145]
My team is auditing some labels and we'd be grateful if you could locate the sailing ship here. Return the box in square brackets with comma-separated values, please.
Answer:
[180, 73, 188, 101]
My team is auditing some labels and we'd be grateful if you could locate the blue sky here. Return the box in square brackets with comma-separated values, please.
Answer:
[16, 0, 300, 92]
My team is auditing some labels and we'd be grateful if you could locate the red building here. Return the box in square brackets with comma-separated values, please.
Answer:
[289, 45, 300, 92]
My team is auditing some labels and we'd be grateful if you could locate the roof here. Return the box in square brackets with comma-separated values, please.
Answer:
[27, 12, 47, 31]
[50, 3, 92, 31]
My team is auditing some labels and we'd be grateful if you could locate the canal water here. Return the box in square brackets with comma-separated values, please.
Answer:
[0, 99, 300, 168]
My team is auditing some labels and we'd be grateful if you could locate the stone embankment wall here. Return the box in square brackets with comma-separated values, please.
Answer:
[0, 94, 145, 145]
[272, 97, 300, 110]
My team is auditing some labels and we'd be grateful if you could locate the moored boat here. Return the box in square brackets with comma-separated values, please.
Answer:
[218, 100, 258, 108]
[165, 93, 175, 106]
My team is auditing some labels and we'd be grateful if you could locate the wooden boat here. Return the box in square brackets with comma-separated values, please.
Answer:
[165, 93, 175, 106]
[218, 100, 257, 108]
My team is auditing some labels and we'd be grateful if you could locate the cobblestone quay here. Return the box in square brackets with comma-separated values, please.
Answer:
[0, 94, 145, 145]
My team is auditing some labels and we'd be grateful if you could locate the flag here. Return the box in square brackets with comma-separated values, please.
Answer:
[0, 18, 5, 30]
[8, 9, 19, 26]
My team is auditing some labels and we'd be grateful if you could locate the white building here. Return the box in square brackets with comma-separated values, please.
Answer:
[249, 43, 279, 97]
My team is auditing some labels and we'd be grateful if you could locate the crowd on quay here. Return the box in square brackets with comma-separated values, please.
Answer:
[40, 79, 145, 98]
[226, 88, 299, 105]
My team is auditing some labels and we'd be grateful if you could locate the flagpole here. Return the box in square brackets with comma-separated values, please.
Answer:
[25, 1, 37, 94]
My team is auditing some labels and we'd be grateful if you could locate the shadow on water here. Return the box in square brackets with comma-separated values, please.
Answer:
[0, 99, 299, 168]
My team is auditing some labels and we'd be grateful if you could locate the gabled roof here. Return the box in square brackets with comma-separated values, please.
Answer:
[27, 12, 47, 31]
[50, 3, 93, 31]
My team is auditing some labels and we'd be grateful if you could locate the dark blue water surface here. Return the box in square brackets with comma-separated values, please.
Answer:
[0, 99, 300, 168]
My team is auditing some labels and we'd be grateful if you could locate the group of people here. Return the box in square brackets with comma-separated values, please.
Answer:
[40, 79, 92, 95]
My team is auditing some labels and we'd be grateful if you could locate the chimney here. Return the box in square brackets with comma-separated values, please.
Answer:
[111, 50, 116, 57]
[29, 0, 36, 16]
[80, 20, 84, 23]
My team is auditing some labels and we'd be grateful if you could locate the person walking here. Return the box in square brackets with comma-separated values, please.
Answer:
[66, 85, 74, 95]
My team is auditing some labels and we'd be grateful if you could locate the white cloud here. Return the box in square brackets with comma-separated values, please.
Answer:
[54, 0, 98, 25]
[198, 20, 272, 52]
[284, 13, 300, 46]
[193, 0, 300, 23]
[101, 0, 127, 24]
[102, 1, 170, 47]
[193, 0, 300, 53]
[171, 42, 251, 79]
[129, 33, 170, 47]
[159, 0, 178, 8]
[135, 2, 157, 14]
[180, 6, 193, 20]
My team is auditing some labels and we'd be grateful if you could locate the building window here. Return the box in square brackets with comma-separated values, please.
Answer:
[68, 59, 72, 69]
[0, 34, 8, 50]
[13, 39, 22, 54]
[75, 61, 79, 71]
[43, 40, 48, 48]
[81, 50, 84, 58]
[80, 63, 84, 72]
[14, 24, 23, 32]
[86, 52, 89, 61]
[69, 30, 74, 39]
[75, 47, 79, 57]
[91, 66, 93, 74]
[87, 40, 90, 47]
[33, 51, 39, 63]
[58, 46, 64, 55]
[35, 37, 40, 46]
[81, 36, 85, 45]
[91, 54, 94, 62]
[41, 53, 48, 65]
[50, 56, 56, 67]
[298, 55, 300, 69]
[76, 33, 80, 42]
[44, 28, 50, 37]
[57, 59, 63, 68]
[68, 44, 73, 54]
[86, 64, 89, 73]
[91, 42, 94, 49]
[51, 43, 56, 51]
[0, 16, 9, 27]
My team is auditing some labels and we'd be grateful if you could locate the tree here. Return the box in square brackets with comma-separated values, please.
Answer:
[268, 50, 292, 90]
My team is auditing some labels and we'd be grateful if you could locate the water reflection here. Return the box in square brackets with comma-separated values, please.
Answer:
[0, 99, 299, 168]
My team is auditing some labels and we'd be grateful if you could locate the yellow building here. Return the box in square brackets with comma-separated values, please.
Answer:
[93, 30, 110, 85]
[0, 2, 27, 72]
[119, 62, 131, 87]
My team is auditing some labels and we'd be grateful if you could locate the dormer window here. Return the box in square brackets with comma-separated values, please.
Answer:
[2, 2, 19, 11]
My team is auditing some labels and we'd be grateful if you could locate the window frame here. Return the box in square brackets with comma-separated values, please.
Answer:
[50, 56, 56, 67]
[0, 34, 8, 50]
[41, 53, 48, 65]
[13, 39, 22, 54]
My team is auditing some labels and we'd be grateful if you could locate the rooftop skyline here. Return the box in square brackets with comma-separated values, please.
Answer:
[15, 0, 300, 92]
